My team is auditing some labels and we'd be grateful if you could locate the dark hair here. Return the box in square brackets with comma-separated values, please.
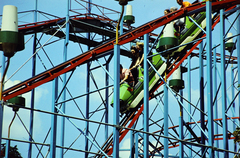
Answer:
[177, 0, 183, 5]
[164, 9, 170, 14]
[131, 46, 137, 52]
[120, 64, 123, 69]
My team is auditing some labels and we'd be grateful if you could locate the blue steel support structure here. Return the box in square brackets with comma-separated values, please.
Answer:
[0, 54, 5, 149]
[85, 1, 91, 158]
[113, 44, 120, 158]
[130, 127, 134, 158]
[199, 41, 206, 157]
[50, 78, 58, 158]
[130, 123, 136, 158]
[85, 61, 90, 158]
[28, 1, 38, 157]
[0, 55, 5, 154]
[231, 65, 236, 153]
[220, 8, 229, 158]
[104, 14, 109, 141]
[105, 60, 109, 141]
[206, 1, 214, 157]
[179, 88, 183, 158]
[2, 1, 240, 157]
[113, 5, 123, 157]
[143, 33, 149, 158]
[5, 137, 10, 158]
[187, 55, 192, 158]
[164, 77, 168, 157]
[213, 45, 219, 158]
[135, 132, 139, 157]
[237, 5, 240, 126]
[60, 1, 70, 157]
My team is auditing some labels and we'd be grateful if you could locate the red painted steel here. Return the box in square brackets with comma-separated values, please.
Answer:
[2, 3, 239, 156]
[3, 0, 239, 101]
[153, 11, 221, 92]
[102, 2, 239, 156]
[106, 102, 145, 155]
[17, 15, 115, 32]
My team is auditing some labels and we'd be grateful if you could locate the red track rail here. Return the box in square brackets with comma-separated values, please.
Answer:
[17, 14, 115, 33]
[148, 115, 239, 155]
[3, 0, 239, 101]
[104, 2, 239, 156]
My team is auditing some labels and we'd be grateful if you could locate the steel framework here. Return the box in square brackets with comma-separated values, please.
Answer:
[0, 0, 240, 158]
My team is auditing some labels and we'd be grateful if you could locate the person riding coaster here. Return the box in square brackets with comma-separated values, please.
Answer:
[111, 53, 166, 114]
[111, 0, 207, 113]
[156, 7, 207, 59]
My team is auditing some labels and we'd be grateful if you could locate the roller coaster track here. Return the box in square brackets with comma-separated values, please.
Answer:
[1, 1, 239, 157]
[146, 117, 240, 155]
[104, 116, 238, 157]
[101, 17, 211, 158]
[17, 13, 155, 42]
[2, 0, 239, 101]
[95, 1, 240, 156]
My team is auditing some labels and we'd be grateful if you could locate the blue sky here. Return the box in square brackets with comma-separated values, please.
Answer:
[0, 0, 239, 157]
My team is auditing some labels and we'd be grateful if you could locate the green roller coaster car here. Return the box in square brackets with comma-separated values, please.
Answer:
[156, 11, 207, 58]
[111, 10, 207, 114]
[111, 53, 166, 113]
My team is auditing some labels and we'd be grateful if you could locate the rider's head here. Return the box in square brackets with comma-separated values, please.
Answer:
[177, 0, 183, 5]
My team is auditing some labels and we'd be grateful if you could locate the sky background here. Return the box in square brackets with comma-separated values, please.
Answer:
[0, 0, 239, 157]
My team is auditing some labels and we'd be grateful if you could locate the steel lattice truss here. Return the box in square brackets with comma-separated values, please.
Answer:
[1, 0, 240, 157]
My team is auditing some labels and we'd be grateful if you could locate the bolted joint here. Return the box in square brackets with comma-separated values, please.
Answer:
[114, 125, 121, 130]
[90, 50, 96, 58]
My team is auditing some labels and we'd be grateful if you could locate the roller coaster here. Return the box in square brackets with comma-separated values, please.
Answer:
[1, 0, 240, 157]
[110, 3, 208, 114]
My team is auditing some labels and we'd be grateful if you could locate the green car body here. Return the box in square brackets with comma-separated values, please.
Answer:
[112, 10, 207, 114]
[111, 53, 166, 113]
[156, 11, 206, 58]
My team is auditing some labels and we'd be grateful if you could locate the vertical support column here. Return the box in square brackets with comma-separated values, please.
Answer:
[220, 8, 228, 158]
[105, 61, 109, 141]
[164, 80, 168, 157]
[87, 0, 92, 15]
[213, 45, 219, 157]
[85, 2, 91, 157]
[103, 7, 108, 141]
[0, 55, 5, 149]
[237, 5, 240, 125]
[135, 132, 139, 157]
[199, 41, 206, 156]
[143, 33, 149, 158]
[5, 139, 10, 158]
[130, 130, 134, 158]
[206, 1, 214, 157]
[130, 123, 135, 158]
[187, 55, 192, 157]
[50, 78, 58, 158]
[28, 1, 38, 157]
[231, 66, 236, 153]
[113, 44, 120, 158]
[1, 56, 6, 156]
[179, 89, 183, 158]
[85, 62, 90, 158]
[60, 1, 70, 157]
